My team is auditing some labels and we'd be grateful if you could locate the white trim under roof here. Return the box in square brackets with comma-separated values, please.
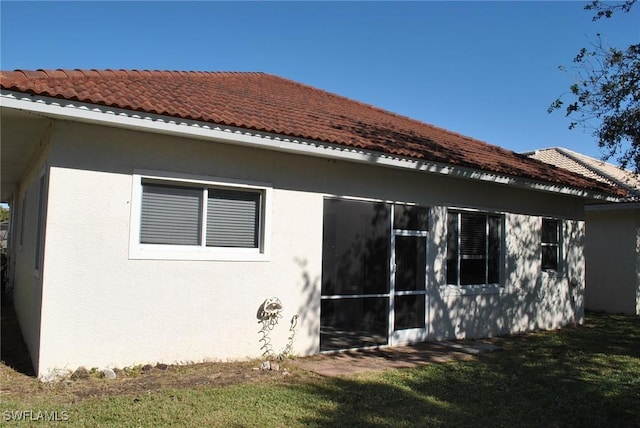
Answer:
[0, 90, 620, 202]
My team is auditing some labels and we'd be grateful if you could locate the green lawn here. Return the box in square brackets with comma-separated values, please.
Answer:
[2, 312, 639, 427]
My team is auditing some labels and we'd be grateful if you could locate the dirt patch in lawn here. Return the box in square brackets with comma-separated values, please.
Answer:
[1, 298, 319, 403]
[1, 353, 321, 404]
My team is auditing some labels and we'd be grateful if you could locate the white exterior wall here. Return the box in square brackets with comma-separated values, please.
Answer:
[29, 120, 587, 376]
[428, 211, 584, 340]
[585, 207, 640, 315]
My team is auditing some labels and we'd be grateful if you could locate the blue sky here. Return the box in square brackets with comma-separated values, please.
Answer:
[1, 1, 638, 164]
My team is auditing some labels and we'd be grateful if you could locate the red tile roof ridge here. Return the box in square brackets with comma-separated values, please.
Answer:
[1, 69, 266, 82]
[1, 69, 46, 81]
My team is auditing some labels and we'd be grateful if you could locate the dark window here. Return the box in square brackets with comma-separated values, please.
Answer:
[541, 218, 560, 271]
[394, 235, 426, 292]
[34, 176, 46, 270]
[19, 194, 26, 247]
[393, 204, 429, 231]
[321, 199, 390, 295]
[447, 211, 502, 286]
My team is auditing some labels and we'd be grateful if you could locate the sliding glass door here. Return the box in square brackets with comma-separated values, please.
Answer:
[320, 199, 390, 351]
[320, 199, 429, 351]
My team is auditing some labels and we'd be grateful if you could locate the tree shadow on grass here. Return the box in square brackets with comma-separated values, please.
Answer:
[288, 313, 640, 427]
[572, 312, 640, 358]
[291, 375, 462, 427]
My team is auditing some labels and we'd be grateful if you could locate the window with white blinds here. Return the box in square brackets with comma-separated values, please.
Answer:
[206, 189, 260, 248]
[139, 181, 262, 249]
[141, 184, 202, 245]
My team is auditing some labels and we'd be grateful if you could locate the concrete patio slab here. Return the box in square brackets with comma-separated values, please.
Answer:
[294, 340, 501, 377]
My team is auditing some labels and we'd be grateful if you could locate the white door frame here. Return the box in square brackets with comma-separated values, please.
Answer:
[389, 229, 429, 346]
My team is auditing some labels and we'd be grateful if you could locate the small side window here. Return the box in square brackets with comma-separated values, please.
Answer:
[541, 218, 560, 271]
[19, 194, 26, 249]
[35, 175, 47, 272]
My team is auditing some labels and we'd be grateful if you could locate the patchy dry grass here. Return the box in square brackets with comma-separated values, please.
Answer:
[1, 312, 639, 427]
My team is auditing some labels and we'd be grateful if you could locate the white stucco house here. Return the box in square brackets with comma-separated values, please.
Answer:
[1, 70, 626, 378]
[527, 147, 640, 315]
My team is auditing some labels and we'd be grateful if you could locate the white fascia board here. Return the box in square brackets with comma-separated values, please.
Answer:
[1, 90, 620, 202]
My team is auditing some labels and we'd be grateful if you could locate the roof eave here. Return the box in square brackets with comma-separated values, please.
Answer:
[554, 147, 640, 198]
[0, 90, 621, 202]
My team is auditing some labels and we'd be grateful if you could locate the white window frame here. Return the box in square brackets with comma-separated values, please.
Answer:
[541, 218, 562, 273]
[443, 208, 504, 295]
[129, 170, 272, 261]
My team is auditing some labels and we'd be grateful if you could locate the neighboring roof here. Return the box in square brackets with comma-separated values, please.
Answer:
[0, 69, 623, 197]
[526, 147, 640, 200]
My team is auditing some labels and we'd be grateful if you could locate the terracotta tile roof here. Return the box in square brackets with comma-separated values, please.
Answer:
[0, 69, 624, 197]
[527, 147, 640, 199]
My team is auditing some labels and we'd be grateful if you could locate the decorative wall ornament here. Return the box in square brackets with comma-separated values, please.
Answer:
[257, 297, 298, 360]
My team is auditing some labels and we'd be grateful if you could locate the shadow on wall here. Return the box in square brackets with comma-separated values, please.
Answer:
[293, 210, 585, 352]
[294, 257, 321, 356]
[429, 215, 584, 341]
